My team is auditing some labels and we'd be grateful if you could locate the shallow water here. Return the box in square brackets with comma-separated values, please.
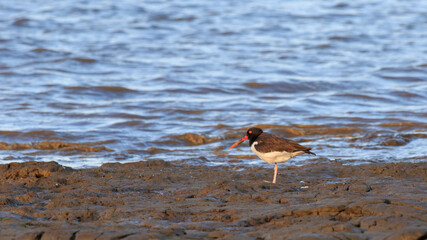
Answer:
[0, 0, 426, 168]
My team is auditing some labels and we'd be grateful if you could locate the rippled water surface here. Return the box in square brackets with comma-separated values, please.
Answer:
[1, 0, 426, 168]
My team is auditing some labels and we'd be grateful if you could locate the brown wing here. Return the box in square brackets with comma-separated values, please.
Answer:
[254, 132, 315, 154]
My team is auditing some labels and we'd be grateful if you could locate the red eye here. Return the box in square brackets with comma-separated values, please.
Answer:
[248, 130, 252, 134]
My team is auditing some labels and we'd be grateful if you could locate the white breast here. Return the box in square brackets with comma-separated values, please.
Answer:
[250, 141, 305, 164]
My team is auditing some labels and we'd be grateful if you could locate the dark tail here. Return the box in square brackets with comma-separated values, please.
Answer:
[305, 149, 316, 155]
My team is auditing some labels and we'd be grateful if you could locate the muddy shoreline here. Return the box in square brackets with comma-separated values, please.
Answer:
[0, 160, 426, 240]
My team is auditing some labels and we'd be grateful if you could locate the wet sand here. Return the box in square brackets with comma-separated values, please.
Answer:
[0, 160, 426, 240]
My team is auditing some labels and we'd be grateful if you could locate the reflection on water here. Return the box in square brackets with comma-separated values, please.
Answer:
[0, 0, 426, 167]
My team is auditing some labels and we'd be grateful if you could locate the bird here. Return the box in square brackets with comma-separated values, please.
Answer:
[229, 127, 315, 184]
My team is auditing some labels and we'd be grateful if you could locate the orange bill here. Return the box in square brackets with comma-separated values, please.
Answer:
[228, 135, 248, 149]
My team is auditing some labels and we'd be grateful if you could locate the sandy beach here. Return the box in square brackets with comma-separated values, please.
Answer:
[0, 160, 426, 240]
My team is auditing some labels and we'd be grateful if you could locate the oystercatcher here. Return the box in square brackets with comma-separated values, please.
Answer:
[229, 127, 315, 184]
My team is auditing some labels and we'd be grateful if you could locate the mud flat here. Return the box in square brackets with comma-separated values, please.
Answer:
[0, 160, 426, 240]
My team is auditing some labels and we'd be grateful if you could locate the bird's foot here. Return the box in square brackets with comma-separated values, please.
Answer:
[263, 180, 276, 184]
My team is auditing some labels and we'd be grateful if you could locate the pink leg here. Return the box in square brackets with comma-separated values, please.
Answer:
[263, 163, 279, 184]
[272, 163, 278, 184]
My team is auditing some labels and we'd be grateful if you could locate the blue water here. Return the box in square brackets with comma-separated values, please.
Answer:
[0, 0, 426, 168]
